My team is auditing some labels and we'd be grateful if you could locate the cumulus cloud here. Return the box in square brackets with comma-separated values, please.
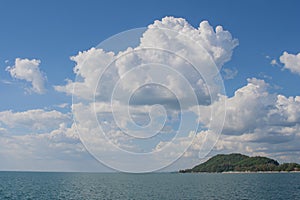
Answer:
[0, 122, 104, 171]
[6, 58, 46, 94]
[53, 16, 240, 171]
[0, 109, 70, 133]
[180, 77, 300, 165]
[197, 78, 300, 136]
[7, 17, 300, 171]
[3, 16, 299, 172]
[0, 108, 102, 171]
[55, 17, 238, 101]
[52, 17, 300, 170]
[140, 17, 239, 68]
[279, 51, 300, 75]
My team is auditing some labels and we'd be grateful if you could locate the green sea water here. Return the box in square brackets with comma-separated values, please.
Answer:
[0, 172, 299, 199]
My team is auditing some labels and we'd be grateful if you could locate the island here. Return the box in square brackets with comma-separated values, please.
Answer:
[179, 153, 300, 173]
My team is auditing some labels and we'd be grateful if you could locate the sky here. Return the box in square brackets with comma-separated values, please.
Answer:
[1, 0, 300, 172]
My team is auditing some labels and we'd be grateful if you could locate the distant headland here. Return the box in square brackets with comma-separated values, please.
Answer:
[179, 153, 300, 173]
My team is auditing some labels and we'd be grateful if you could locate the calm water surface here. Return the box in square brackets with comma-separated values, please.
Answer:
[0, 172, 299, 199]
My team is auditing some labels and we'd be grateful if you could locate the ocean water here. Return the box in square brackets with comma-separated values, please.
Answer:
[0, 172, 299, 200]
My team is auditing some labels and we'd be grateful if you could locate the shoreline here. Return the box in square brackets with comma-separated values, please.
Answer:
[180, 171, 300, 174]
[222, 171, 300, 174]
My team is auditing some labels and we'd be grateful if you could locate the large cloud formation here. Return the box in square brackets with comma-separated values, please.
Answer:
[6, 58, 46, 94]
[54, 16, 239, 172]
[180, 78, 300, 166]
[2, 17, 300, 172]
[54, 17, 300, 171]
[55, 17, 238, 101]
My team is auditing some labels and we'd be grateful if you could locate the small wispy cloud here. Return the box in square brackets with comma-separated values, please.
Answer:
[258, 72, 272, 80]
[56, 103, 69, 109]
[1, 79, 12, 84]
[270, 59, 280, 66]
[266, 55, 281, 67]
[222, 67, 238, 80]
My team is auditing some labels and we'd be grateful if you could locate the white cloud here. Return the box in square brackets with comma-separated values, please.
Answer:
[5, 17, 300, 171]
[192, 78, 272, 135]
[54, 48, 115, 100]
[181, 78, 300, 165]
[6, 58, 46, 94]
[53, 17, 298, 170]
[56, 17, 238, 103]
[222, 67, 238, 80]
[0, 109, 70, 133]
[197, 78, 300, 136]
[270, 59, 279, 66]
[53, 16, 240, 172]
[0, 122, 108, 171]
[142, 17, 239, 68]
[0, 80, 12, 85]
[55, 103, 69, 108]
[0, 108, 110, 171]
[279, 51, 300, 75]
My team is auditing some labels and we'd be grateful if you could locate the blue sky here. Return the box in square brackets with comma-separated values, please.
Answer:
[1, 0, 300, 110]
[1, 0, 300, 172]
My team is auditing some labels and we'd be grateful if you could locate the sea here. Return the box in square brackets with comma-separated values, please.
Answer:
[0, 172, 299, 199]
